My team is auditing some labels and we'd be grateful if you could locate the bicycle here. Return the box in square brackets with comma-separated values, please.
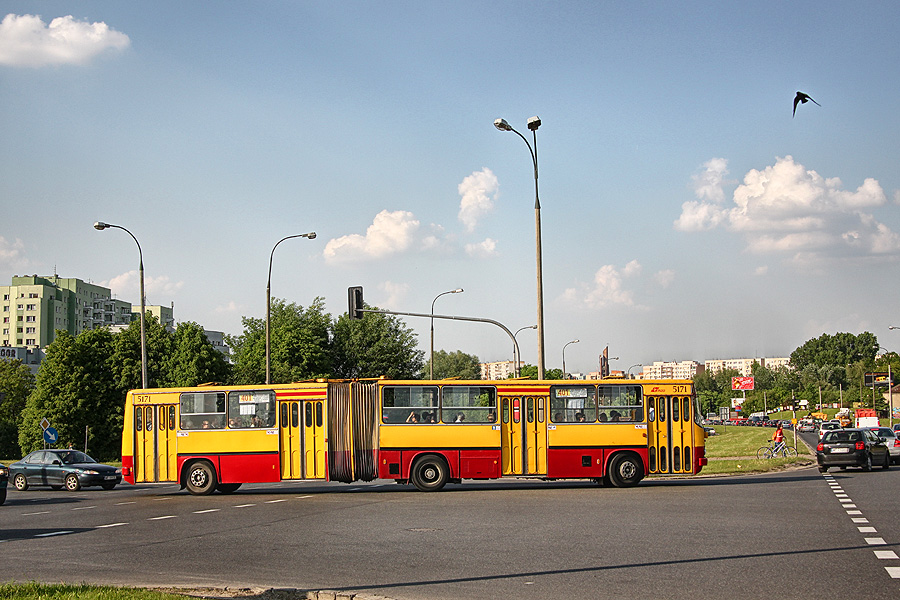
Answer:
[756, 441, 799, 459]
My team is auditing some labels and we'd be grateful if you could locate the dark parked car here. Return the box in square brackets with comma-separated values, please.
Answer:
[9, 450, 121, 492]
[0, 462, 7, 505]
[868, 427, 900, 465]
[816, 428, 890, 472]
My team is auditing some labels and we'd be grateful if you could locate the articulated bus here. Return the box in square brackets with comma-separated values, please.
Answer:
[121, 378, 706, 494]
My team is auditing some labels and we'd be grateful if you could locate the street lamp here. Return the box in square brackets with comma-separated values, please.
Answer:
[562, 339, 580, 380]
[628, 364, 643, 379]
[266, 232, 316, 384]
[513, 325, 537, 377]
[430, 288, 464, 379]
[495, 115, 546, 380]
[94, 221, 148, 389]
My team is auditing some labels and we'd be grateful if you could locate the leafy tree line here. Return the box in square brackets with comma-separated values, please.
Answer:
[694, 331, 899, 417]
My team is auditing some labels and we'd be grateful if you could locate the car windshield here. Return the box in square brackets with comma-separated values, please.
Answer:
[57, 451, 95, 465]
[823, 431, 860, 443]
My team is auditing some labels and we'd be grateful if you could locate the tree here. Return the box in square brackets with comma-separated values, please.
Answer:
[790, 332, 879, 389]
[515, 364, 564, 380]
[693, 367, 741, 416]
[227, 297, 332, 384]
[423, 350, 481, 380]
[331, 307, 424, 379]
[0, 358, 35, 457]
[164, 321, 232, 387]
[110, 313, 174, 390]
[19, 328, 123, 460]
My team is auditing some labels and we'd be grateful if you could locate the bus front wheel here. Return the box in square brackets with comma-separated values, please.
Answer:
[608, 453, 643, 488]
[410, 455, 449, 492]
[185, 461, 217, 496]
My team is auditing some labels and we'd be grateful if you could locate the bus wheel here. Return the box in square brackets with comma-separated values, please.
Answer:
[410, 456, 449, 492]
[217, 483, 242, 494]
[608, 453, 643, 488]
[185, 461, 217, 496]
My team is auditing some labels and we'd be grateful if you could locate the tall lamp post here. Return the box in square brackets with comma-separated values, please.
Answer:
[94, 221, 148, 389]
[513, 324, 537, 377]
[495, 116, 546, 380]
[430, 288, 464, 379]
[266, 232, 316, 384]
[562, 339, 580, 380]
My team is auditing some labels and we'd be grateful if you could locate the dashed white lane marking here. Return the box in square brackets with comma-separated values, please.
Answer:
[148, 515, 176, 521]
[852, 518, 870, 523]
[847, 510, 863, 515]
[193, 509, 220, 514]
[97, 522, 128, 528]
[859, 527, 878, 533]
[265, 499, 288, 504]
[296, 495, 313, 499]
[72, 506, 96, 511]
[233, 503, 256, 508]
[866, 538, 887, 545]
[35, 531, 73, 537]
[875, 551, 899, 559]
[886, 567, 900, 579]
[115, 501, 136, 505]
[22, 511, 50, 516]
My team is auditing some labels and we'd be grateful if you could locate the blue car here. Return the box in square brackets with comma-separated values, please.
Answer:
[10, 449, 121, 492]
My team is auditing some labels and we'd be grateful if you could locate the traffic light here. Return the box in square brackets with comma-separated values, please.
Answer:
[348, 286, 364, 320]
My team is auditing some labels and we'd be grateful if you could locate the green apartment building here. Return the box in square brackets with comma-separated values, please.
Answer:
[1, 275, 133, 348]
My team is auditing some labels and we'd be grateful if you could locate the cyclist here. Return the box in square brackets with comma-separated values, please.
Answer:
[771, 422, 785, 453]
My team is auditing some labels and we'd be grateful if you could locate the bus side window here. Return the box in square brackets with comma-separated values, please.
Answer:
[502, 398, 510, 423]
[280, 403, 288, 428]
[135, 407, 142, 431]
[305, 402, 312, 428]
[169, 406, 176, 430]
[683, 397, 690, 422]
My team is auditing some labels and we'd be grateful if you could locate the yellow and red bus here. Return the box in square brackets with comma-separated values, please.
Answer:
[122, 378, 706, 494]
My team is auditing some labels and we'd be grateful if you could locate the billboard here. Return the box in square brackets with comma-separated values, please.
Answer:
[865, 372, 890, 387]
[731, 376, 754, 391]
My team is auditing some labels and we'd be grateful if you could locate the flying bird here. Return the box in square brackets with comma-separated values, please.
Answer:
[793, 91, 820, 117]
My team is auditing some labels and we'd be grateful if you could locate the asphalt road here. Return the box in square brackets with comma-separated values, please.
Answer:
[2, 461, 899, 600]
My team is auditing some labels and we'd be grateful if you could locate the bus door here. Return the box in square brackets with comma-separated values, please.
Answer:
[133, 403, 177, 483]
[501, 396, 548, 476]
[302, 400, 325, 479]
[648, 396, 695, 474]
[280, 401, 303, 479]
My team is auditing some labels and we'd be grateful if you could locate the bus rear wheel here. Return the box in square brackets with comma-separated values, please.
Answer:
[608, 453, 643, 488]
[185, 461, 217, 496]
[410, 455, 449, 492]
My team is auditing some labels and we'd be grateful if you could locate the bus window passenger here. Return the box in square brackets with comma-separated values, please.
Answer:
[576, 412, 586, 422]
[406, 411, 419, 423]
[610, 410, 621, 422]
[598, 413, 608, 422]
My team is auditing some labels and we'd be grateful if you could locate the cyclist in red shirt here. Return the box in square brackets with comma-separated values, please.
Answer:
[772, 422, 785, 452]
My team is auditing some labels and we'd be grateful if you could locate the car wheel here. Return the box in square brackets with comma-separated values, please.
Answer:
[0, 488, 5, 505]
[13, 473, 28, 491]
[862, 454, 872, 472]
[185, 461, 217, 496]
[410, 455, 449, 492]
[882, 453, 890, 470]
[608, 453, 644, 488]
[64, 473, 81, 491]
[818, 466, 828, 472]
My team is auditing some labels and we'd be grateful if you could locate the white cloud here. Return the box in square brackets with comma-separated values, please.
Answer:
[561, 261, 643, 309]
[458, 168, 499, 232]
[0, 236, 30, 271]
[0, 13, 130, 67]
[323, 210, 421, 263]
[692, 157, 730, 203]
[379, 281, 409, 307]
[214, 301, 242, 315]
[654, 269, 675, 288]
[465, 238, 498, 258]
[676, 155, 898, 261]
[754, 266, 768, 276]
[102, 271, 183, 303]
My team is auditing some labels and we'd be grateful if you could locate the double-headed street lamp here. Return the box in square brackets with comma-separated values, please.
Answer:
[495, 115, 546, 380]
[266, 232, 316, 384]
[562, 339, 580, 380]
[94, 221, 148, 389]
[430, 288, 464, 379]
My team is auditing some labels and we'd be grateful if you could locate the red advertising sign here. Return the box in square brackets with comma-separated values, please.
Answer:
[731, 376, 754, 391]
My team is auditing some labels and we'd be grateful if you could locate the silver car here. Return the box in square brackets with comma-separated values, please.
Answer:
[869, 427, 900, 464]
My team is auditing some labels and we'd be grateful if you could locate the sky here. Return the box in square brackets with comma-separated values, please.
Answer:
[2, 2, 900, 375]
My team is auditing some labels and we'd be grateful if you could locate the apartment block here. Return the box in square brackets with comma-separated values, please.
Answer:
[704, 357, 791, 376]
[479, 360, 524, 380]
[1, 275, 132, 348]
[642, 361, 703, 380]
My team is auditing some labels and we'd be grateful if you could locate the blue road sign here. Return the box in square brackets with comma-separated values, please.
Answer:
[43, 426, 59, 445]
